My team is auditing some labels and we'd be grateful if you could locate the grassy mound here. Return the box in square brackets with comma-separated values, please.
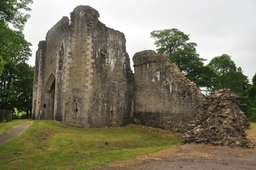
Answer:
[0, 120, 181, 170]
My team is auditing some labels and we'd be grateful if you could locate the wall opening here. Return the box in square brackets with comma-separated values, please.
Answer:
[44, 74, 56, 120]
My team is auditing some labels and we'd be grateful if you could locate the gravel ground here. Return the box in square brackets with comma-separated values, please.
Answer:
[97, 125, 256, 170]
[97, 143, 256, 170]
[0, 120, 33, 145]
[129, 157, 256, 170]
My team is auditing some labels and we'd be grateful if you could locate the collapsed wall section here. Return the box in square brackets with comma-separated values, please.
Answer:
[182, 89, 254, 148]
[133, 50, 204, 133]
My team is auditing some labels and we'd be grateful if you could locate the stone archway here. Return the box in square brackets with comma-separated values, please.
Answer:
[44, 74, 55, 120]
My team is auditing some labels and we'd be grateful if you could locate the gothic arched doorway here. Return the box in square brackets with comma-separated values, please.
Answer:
[44, 74, 55, 120]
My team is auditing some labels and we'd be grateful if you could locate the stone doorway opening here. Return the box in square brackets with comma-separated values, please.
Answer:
[44, 74, 55, 120]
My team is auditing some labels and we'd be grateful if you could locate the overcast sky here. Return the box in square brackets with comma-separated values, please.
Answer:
[24, 0, 256, 81]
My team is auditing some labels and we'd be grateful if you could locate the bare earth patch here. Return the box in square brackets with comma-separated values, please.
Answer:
[246, 127, 256, 142]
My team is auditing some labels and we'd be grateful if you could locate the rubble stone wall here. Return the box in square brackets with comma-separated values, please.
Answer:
[182, 89, 254, 148]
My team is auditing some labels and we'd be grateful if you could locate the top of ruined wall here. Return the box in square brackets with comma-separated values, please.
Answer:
[70, 6, 100, 31]
[133, 50, 167, 65]
[45, 5, 100, 40]
[133, 50, 204, 101]
[46, 16, 70, 40]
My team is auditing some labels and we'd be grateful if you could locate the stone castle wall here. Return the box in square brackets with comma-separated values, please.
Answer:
[32, 5, 252, 148]
[32, 6, 204, 131]
[32, 6, 134, 127]
[133, 50, 204, 132]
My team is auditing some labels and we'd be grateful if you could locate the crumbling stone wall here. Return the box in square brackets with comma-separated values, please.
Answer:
[32, 41, 46, 120]
[133, 50, 204, 133]
[182, 89, 254, 148]
[32, 16, 70, 121]
[32, 6, 252, 147]
[32, 6, 134, 127]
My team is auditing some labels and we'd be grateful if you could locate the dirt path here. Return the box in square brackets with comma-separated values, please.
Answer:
[0, 120, 34, 145]
[98, 127, 256, 170]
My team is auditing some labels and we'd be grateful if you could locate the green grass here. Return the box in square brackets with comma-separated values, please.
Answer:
[0, 120, 181, 170]
[0, 119, 27, 135]
[250, 122, 256, 129]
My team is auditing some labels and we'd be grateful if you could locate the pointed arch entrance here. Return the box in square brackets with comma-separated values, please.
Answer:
[44, 74, 55, 120]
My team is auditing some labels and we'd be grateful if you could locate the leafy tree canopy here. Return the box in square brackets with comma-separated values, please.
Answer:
[252, 73, 256, 86]
[207, 54, 236, 76]
[246, 73, 256, 101]
[150, 28, 199, 58]
[0, 0, 33, 73]
[207, 54, 249, 96]
[150, 28, 217, 88]
[0, 0, 33, 30]
[0, 60, 34, 112]
[241, 73, 256, 121]
[0, 0, 33, 112]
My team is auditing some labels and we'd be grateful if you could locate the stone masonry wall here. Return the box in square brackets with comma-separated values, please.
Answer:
[133, 50, 204, 133]
[62, 6, 134, 127]
[32, 41, 46, 120]
[33, 16, 70, 121]
[32, 6, 134, 127]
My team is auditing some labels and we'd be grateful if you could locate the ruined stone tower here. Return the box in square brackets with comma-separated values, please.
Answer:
[133, 50, 204, 132]
[32, 6, 134, 127]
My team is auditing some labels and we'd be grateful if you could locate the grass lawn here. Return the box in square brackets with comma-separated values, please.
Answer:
[250, 122, 256, 128]
[0, 120, 181, 170]
[0, 119, 27, 136]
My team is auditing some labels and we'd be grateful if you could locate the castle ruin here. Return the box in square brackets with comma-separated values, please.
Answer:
[32, 5, 253, 148]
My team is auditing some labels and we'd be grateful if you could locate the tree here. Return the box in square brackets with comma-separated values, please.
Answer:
[197, 66, 220, 90]
[14, 63, 34, 113]
[252, 73, 256, 86]
[0, 0, 33, 30]
[246, 73, 256, 101]
[207, 54, 256, 120]
[0, 61, 34, 113]
[0, 0, 33, 114]
[150, 28, 217, 88]
[0, 0, 33, 73]
[207, 54, 249, 95]
[241, 73, 256, 121]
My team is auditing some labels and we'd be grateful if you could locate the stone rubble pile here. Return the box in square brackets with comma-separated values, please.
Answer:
[182, 89, 255, 149]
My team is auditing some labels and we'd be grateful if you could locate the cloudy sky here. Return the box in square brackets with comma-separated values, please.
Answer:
[24, 0, 256, 81]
